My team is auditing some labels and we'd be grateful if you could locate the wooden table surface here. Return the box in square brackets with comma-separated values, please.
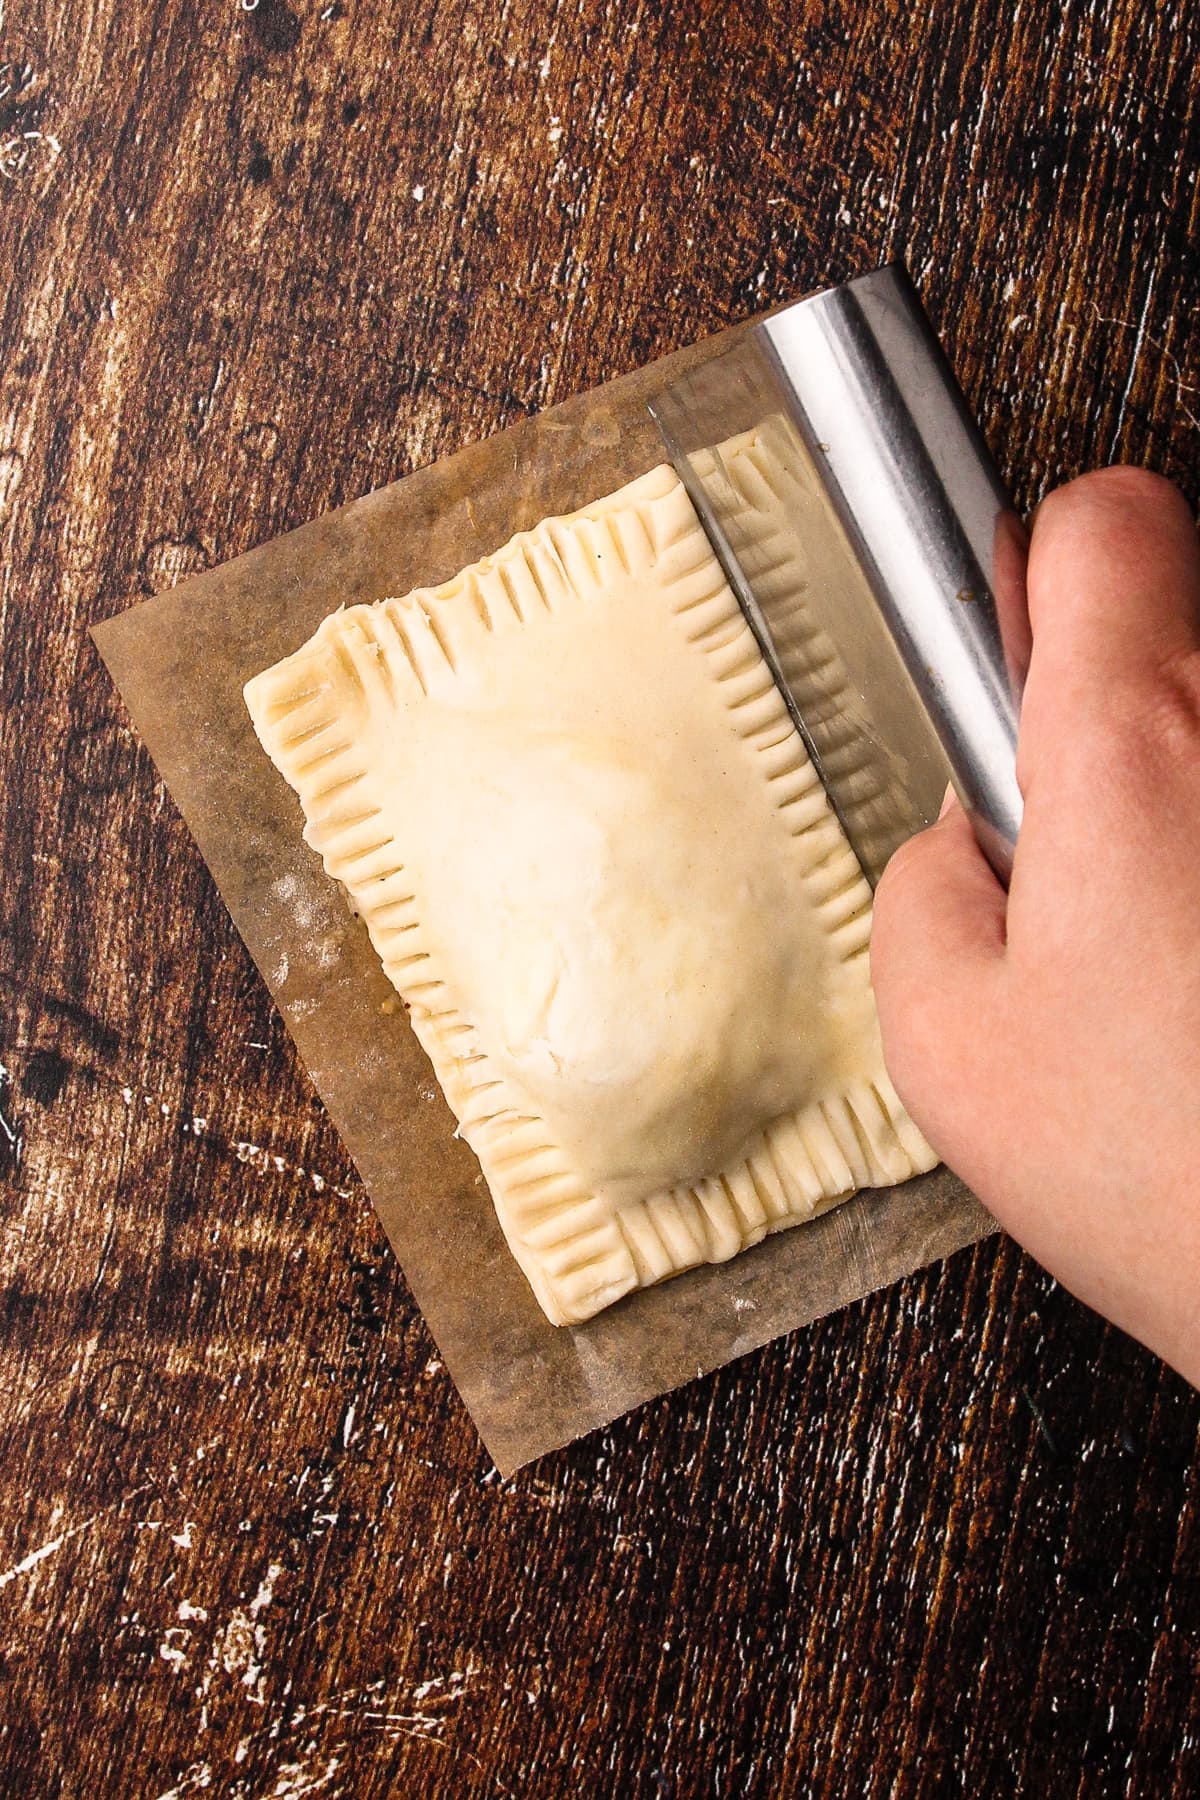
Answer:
[2, 1, 1198, 1794]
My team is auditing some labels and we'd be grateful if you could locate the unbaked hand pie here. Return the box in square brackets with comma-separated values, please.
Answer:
[245, 444, 936, 1325]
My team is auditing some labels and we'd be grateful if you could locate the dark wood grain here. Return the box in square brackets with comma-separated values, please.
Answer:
[1, 1, 1197, 1796]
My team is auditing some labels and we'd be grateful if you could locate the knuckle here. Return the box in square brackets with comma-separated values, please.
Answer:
[1140, 657, 1200, 765]
[1109, 657, 1200, 762]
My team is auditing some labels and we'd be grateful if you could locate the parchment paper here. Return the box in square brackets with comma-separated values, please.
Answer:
[92, 318, 993, 1475]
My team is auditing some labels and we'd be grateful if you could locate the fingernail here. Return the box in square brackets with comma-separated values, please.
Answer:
[938, 784, 958, 819]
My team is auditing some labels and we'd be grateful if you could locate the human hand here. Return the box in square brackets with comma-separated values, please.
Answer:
[871, 468, 1200, 1383]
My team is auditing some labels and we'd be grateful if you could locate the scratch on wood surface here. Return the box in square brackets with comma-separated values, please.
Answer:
[108, 1075, 360, 1197]
[0, 130, 61, 182]
[1107, 269, 1159, 457]
[267, 1758, 343, 1798]
[155, 1764, 214, 1800]
[0, 1502, 123, 1590]
[204, 1562, 286, 1706]
[155, 1664, 486, 1800]
[0, 1060, 21, 1174]
[0, 1433, 225, 1595]
[1090, 298, 1200, 437]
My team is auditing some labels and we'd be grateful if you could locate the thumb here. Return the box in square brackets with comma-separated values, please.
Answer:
[870, 797, 1008, 1143]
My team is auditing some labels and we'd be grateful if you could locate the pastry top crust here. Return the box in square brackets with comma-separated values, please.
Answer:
[245, 454, 934, 1324]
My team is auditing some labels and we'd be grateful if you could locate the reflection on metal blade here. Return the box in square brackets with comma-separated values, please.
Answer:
[650, 346, 948, 888]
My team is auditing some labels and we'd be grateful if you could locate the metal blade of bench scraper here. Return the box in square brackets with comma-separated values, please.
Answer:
[650, 345, 943, 888]
[649, 265, 1023, 890]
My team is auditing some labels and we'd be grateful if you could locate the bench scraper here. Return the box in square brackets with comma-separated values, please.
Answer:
[649, 262, 1026, 886]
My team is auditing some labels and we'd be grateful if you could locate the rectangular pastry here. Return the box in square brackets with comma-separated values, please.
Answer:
[244, 446, 936, 1325]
